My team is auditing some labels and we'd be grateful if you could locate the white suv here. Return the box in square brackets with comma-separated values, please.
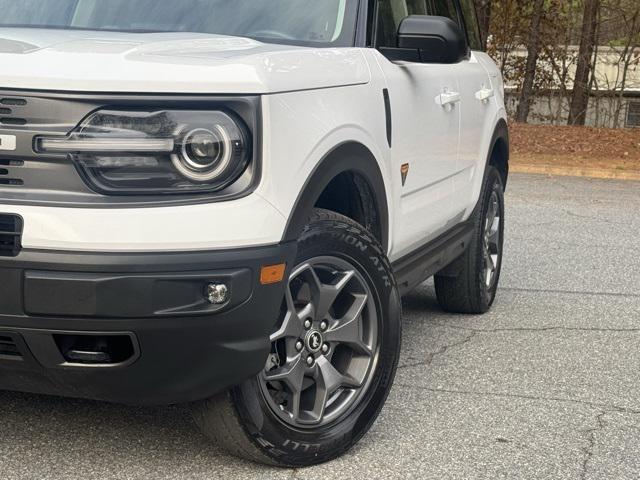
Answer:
[0, 0, 508, 467]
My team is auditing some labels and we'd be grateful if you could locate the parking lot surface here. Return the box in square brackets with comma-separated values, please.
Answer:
[1, 173, 639, 479]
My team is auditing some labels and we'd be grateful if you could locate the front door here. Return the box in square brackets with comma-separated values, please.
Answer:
[372, 0, 466, 259]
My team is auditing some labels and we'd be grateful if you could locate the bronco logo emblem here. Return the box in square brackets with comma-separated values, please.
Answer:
[306, 331, 322, 352]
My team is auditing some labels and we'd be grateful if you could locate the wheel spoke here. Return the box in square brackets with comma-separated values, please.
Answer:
[489, 250, 495, 270]
[491, 253, 499, 271]
[485, 248, 496, 271]
[487, 214, 500, 242]
[318, 356, 344, 392]
[263, 355, 306, 394]
[270, 312, 294, 342]
[324, 294, 372, 355]
[307, 356, 357, 424]
[485, 200, 496, 230]
[271, 285, 314, 342]
[488, 224, 500, 244]
[297, 302, 314, 322]
[308, 268, 355, 321]
[290, 390, 302, 420]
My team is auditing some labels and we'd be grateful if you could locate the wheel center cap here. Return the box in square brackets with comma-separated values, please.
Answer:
[305, 330, 323, 353]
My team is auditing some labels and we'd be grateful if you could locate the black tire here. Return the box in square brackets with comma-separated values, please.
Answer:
[192, 209, 402, 467]
[434, 166, 505, 314]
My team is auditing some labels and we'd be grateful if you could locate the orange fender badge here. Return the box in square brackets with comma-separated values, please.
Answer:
[401, 163, 410, 186]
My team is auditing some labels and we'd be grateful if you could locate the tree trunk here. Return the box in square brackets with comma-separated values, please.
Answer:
[515, 0, 546, 123]
[613, 9, 639, 128]
[568, 0, 600, 126]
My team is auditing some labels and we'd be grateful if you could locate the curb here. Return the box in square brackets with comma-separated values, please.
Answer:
[511, 164, 640, 181]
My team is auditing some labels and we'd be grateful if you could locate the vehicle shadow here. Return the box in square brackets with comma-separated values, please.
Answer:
[0, 389, 271, 476]
[401, 281, 442, 316]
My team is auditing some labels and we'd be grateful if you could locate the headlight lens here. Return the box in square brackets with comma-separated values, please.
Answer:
[175, 126, 233, 182]
[37, 109, 251, 195]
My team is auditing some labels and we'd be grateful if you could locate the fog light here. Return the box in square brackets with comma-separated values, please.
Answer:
[206, 283, 229, 304]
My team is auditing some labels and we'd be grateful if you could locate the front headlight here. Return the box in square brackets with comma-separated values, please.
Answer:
[37, 109, 251, 195]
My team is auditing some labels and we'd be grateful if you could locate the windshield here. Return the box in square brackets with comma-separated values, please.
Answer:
[0, 0, 359, 47]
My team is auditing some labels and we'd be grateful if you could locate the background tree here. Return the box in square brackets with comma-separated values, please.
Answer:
[515, 0, 547, 122]
[479, 0, 638, 127]
[568, 0, 601, 125]
[604, 0, 640, 127]
[486, 0, 531, 84]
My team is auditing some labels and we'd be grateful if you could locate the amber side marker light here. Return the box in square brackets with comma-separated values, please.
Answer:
[260, 263, 287, 285]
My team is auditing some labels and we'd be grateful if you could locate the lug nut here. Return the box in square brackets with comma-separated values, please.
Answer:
[304, 319, 312, 330]
[321, 343, 330, 354]
[320, 320, 328, 331]
[306, 355, 315, 367]
[295, 340, 304, 352]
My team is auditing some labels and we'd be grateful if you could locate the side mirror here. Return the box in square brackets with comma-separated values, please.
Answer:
[396, 15, 468, 64]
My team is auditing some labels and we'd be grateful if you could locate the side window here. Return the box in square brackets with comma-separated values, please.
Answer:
[429, 0, 461, 25]
[375, 0, 429, 48]
[458, 0, 483, 50]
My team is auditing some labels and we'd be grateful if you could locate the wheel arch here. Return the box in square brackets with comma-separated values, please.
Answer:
[282, 142, 390, 252]
[488, 118, 510, 189]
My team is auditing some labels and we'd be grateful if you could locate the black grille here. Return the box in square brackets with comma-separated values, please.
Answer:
[0, 214, 22, 257]
[0, 98, 27, 106]
[0, 335, 22, 359]
[0, 158, 25, 187]
[0, 97, 28, 126]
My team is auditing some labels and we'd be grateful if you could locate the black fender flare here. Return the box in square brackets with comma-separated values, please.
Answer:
[487, 118, 510, 188]
[281, 142, 389, 252]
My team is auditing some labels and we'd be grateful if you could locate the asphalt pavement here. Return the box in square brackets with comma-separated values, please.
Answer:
[1, 173, 639, 479]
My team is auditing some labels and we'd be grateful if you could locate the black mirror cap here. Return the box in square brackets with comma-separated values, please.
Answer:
[397, 15, 468, 64]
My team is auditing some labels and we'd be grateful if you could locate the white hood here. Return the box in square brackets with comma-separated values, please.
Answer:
[0, 28, 370, 94]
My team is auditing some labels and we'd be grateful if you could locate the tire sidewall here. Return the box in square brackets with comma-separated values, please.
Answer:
[230, 213, 402, 466]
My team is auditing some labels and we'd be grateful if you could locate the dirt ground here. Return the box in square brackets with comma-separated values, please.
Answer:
[510, 123, 640, 174]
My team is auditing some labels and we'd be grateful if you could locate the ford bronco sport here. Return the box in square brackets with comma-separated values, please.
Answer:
[0, 0, 508, 467]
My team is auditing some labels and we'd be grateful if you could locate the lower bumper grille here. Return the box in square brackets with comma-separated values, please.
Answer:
[0, 213, 22, 257]
[0, 335, 22, 359]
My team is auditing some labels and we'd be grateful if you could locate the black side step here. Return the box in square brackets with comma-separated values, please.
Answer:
[392, 221, 474, 296]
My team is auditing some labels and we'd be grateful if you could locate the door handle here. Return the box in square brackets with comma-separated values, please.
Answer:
[435, 91, 461, 108]
[475, 88, 495, 102]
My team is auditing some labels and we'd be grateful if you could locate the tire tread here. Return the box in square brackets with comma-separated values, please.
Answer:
[434, 167, 504, 314]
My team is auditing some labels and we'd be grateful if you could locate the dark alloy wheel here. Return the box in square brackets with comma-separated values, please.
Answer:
[192, 209, 401, 467]
[482, 187, 502, 293]
[259, 256, 380, 428]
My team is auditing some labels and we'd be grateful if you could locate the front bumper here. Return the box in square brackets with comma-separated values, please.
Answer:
[0, 242, 296, 405]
